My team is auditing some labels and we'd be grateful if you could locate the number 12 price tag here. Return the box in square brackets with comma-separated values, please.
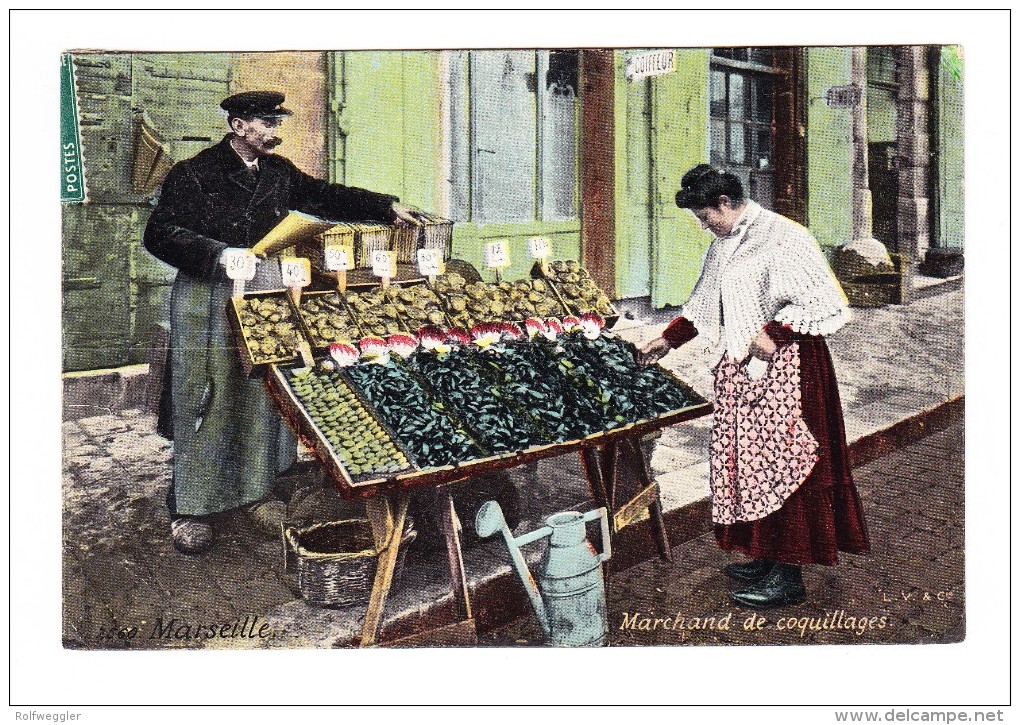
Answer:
[324, 241, 354, 272]
[372, 250, 397, 280]
[484, 240, 510, 269]
[281, 257, 311, 289]
[416, 248, 445, 277]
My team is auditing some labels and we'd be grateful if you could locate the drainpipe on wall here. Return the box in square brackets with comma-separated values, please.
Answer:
[847, 47, 892, 265]
[832, 47, 899, 308]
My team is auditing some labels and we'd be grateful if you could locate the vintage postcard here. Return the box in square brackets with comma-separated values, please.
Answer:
[56, 42, 969, 658]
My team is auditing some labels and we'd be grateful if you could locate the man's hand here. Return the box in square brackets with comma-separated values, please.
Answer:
[748, 327, 777, 361]
[637, 337, 672, 366]
[391, 202, 425, 226]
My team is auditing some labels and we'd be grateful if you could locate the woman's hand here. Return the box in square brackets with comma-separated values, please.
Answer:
[748, 327, 777, 361]
[637, 337, 672, 366]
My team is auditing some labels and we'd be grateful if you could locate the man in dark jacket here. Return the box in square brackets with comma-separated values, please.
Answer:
[144, 91, 419, 554]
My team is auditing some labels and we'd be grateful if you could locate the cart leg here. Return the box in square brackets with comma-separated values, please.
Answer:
[436, 487, 473, 622]
[361, 493, 410, 646]
[579, 447, 609, 512]
[602, 441, 620, 524]
[626, 438, 672, 562]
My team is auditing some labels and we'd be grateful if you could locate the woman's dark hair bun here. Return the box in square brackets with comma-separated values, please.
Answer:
[675, 164, 745, 209]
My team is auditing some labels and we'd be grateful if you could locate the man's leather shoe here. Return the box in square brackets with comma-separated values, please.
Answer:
[171, 517, 214, 554]
[723, 558, 774, 583]
[730, 563, 806, 609]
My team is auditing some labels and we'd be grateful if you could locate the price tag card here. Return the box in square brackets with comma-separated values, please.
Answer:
[416, 248, 445, 277]
[484, 239, 510, 269]
[372, 250, 398, 279]
[324, 241, 354, 272]
[527, 236, 551, 260]
[222, 248, 258, 281]
[280, 256, 311, 288]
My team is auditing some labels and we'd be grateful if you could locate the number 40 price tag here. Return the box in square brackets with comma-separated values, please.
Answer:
[281, 257, 311, 289]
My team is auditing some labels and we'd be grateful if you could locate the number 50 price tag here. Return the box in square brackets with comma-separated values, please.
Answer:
[324, 240, 354, 272]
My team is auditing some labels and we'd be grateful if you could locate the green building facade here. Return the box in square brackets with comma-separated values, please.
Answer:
[62, 47, 963, 373]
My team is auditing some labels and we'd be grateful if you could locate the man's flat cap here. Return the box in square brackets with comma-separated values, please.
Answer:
[220, 91, 292, 119]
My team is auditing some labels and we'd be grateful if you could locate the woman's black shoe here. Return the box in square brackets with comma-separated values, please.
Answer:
[730, 563, 806, 609]
[723, 558, 774, 583]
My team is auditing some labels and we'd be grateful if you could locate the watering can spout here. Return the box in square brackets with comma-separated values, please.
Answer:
[476, 501, 612, 647]
[475, 501, 551, 636]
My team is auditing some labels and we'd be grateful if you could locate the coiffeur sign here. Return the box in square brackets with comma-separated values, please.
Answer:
[625, 49, 676, 81]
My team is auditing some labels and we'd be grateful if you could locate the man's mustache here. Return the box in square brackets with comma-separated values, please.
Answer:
[265, 138, 283, 148]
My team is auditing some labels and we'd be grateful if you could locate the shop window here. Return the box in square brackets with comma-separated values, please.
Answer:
[448, 50, 579, 224]
[710, 48, 779, 209]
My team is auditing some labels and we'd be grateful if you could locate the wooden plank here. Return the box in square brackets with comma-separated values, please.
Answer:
[378, 618, 477, 648]
[579, 446, 609, 511]
[360, 494, 409, 646]
[437, 487, 472, 621]
[364, 496, 394, 552]
[612, 481, 659, 532]
[625, 438, 672, 561]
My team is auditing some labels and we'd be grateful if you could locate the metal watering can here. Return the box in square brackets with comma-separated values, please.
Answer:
[476, 501, 611, 647]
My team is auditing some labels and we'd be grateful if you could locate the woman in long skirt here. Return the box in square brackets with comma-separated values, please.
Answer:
[639, 165, 869, 609]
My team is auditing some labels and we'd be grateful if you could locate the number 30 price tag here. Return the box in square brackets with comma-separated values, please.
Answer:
[484, 240, 510, 269]
[372, 250, 397, 280]
[416, 248, 445, 277]
[324, 241, 354, 272]
[280, 257, 311, 289]
[222, 249, 258, 281]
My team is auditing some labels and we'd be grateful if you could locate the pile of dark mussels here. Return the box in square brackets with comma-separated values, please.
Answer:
[344, 362, 479, 468]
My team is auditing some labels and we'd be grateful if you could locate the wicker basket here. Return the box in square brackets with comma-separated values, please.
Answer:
[284, 518, 416, 609]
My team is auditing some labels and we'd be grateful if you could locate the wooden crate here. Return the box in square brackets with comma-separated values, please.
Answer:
[294, 290, 365, 351]
[531, 260, 621, 328]
[265, 364, 418, 496]
[226, 290, 305, 377]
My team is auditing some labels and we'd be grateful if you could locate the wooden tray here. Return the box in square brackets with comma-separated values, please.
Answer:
[266, 364, 419, 495]
[226, 290, 305, 377]
[294, 290, 365, 351]
[531, 260, 621, 328]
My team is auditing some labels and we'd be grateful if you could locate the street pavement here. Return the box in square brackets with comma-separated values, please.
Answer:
[61, 286, 964, 649]
[482, 418, 965, 646]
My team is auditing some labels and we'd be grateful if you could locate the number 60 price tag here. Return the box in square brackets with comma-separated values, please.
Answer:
[416, 248, 445, 278]
[372, 250, 398, 282]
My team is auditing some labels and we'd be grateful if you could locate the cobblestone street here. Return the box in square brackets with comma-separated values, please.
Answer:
[484, 417, 965, 646]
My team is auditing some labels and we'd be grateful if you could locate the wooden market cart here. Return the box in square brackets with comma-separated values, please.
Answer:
[264, 360, 712, 647]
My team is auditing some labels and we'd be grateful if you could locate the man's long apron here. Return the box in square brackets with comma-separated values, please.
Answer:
[167, 262, 295, 516]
